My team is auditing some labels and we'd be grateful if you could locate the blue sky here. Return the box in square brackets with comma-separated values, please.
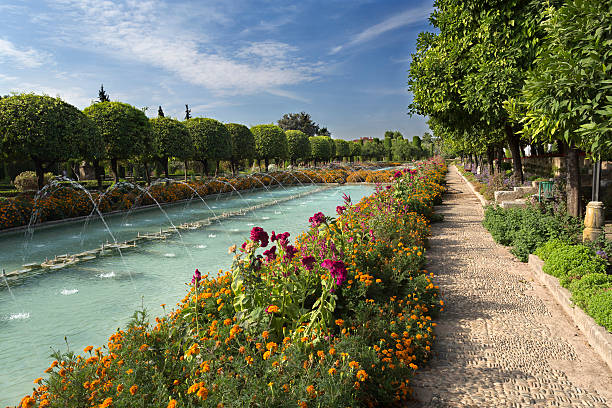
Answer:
[0, 0, 433, 140]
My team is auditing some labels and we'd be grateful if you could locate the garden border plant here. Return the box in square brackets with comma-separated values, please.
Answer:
[18, 159, 447, 408]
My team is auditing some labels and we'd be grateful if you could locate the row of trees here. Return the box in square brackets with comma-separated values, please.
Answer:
[408, 0, 611, 216]
[0, 95, 423, 189]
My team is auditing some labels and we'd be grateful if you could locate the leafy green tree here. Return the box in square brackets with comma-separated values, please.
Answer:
[251, 124, 288, 171]
[514, 0, 612, 216]
[349, 141, 362, 162]
[150, 117, 192, 177]
[98, 84, 110, 103]
[186, 118, 231, 176]
[285, 129, 311, 166]
[361, 140, 385, 161]
[226, 123, 256, 175]
[277, 112, 319, 136]
[325, 137, 336, 160]
[309, 136, 332, 166]
[318, 127, 331, 136]
[334, 139, 350, 161]
[391, 139, 415, 161]
[83, 101, 151, 182]
[0, 94, 97, 189]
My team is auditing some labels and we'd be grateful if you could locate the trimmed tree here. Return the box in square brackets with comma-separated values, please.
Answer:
[251, 124, 288, 171]
[186, 118, 231, 176]
[349, 141, 361, 162]
[309, 136, 332, 166]
[226, 123, 256, 175]
[150, 117, 192, 177]
[83, 101, 151, 182]
[0, 94, 95, 189]
[285, 129, 311, 166]
[334, 139, 350, 161]
[277, 112, 319, 136]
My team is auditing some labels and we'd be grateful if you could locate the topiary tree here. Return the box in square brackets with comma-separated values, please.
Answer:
[285, 129, 311, 166]
[186, 118, 231, 176]
[309, 136, 331, 166]
[334, 139, 350, 161]
[325, 137, 336, 161]
[349, 141, 361, 162]
[251, 124, 288, 171]
[150, 117, 192, 177]
[0, 94, 95, 189]
[225, 123, 255, 175]
[83, 101, 151, 182]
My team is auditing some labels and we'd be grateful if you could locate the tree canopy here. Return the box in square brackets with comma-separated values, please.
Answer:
[309, 136, 332, 164]
[150, 117, 192, 177]
[251, 124, 288, 171]
[226, 123, 256, 172]
[285, 129, 311, 164]
[185, 118, 231, 174]
[0, 94, 98, 188]
[277, 112, 320, 136]
[334, 139, 350, 160]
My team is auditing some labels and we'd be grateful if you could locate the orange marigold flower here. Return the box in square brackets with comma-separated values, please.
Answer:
[129, 385, 138, 395]
[100, 397, 113, 408]
[335, 319, 344, 326]
[356, 369, 368, 382]
[33, 377, 43, 384]
[328, 368, 336, 375]
[139, 344, 149, 352]
[117, 384, 124, 393]
[306, 385, 316, 395]
[349, 361, 360, 370]
[197, 386, 209, 400]
[167, 400, 177, 408]
[84, 345, 93, 353]
[262, 331, 269, 339]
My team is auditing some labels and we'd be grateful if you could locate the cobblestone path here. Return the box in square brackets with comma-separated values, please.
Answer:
[410, 167, 612, 408]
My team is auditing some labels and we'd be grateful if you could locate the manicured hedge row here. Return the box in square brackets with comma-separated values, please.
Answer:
[19, 159, 447, 408]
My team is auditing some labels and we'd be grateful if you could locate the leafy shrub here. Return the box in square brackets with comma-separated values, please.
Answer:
[483, 204, 582, 262]
[569, 273, 612, 309]
[543, 244, 607, 287]
[13, 171, 54, 191]
[535, 239, 572, 262]
[585, 291, 612, 331]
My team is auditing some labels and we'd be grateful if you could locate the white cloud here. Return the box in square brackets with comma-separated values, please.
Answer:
[47, 0, 318, 97]
[330, 5, 432, 54]
[0, 38, 50, 68]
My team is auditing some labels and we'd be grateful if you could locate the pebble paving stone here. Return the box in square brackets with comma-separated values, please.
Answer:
[409, 167, 612, 408]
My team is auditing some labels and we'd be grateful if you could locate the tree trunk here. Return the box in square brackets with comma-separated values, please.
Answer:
[162, 157, 169, 178]
[264, 158, 269, 172]
[486, 147, 495, 175]
[184, 161, 188, 181]
[231, 160, 236, 176]
[566, 144, 582, 217]
[201, 159, 209, 176]
[92, 159, 103, 189]
[143, 162, 151, 186]
[505, 123, 524, 184]
[496, 147, 504, 173]
[34, 160, 45, 190]
[110, 158, 119, 183]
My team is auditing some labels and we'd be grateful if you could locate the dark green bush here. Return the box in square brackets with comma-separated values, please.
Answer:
[543, 244, 607, 287]
[585, 291, 612, 331]
[483, 204, 582, 262]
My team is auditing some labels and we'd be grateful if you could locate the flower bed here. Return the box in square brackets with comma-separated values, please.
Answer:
[18, 159, 447, 408]
[0, 166, 397, 231]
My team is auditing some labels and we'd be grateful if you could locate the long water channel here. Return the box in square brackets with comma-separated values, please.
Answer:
[0, 184, 373, 405]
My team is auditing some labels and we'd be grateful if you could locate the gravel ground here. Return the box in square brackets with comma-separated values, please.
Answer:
[409, 166, 612, 408]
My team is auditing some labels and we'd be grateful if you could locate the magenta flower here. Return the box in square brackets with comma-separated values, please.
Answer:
[321, 259, 348, 289]
[283, 245, 299, 262]
[336, 205, 346, 215]
[263, 246, 277, 262]
[191, 268, 202, 286]
[394, 170, 402, 179]
[309, 212, 326, 227]
[301, 256, 316, 271]
[250, 226, 269, 247]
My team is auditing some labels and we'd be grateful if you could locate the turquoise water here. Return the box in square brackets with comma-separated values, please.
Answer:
[0, 184, 373, 406]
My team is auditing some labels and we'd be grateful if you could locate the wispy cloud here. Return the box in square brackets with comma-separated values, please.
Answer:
[330, 5, 432, 54]
[46, 0, 318, 97]
[0, 38, 50, 68]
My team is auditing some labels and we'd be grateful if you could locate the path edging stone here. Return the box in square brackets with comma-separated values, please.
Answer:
[528, 254, 612, 371]
[453, 165, 490, 206]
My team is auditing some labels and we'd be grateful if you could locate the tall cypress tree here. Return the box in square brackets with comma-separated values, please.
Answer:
[158, 106, 165, 117]
[98, 84, 110, 102]
[184, 104, 191, 120]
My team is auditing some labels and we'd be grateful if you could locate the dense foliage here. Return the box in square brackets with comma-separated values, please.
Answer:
[83, 102, 151, 182]
[483, 204, 583, 262]
[0, 94, 98, 188]
[251, 125, 288, 171]
[285, 130, 311, 165]
[186, 118, 232, 175]
[225, 123, 256, 174]
[19, 159, 447, 408]
[150, 117, 192, 177]
[277, 112, 320, 137]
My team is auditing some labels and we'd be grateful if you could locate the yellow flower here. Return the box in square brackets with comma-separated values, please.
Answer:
[328, 368, 337, 375]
